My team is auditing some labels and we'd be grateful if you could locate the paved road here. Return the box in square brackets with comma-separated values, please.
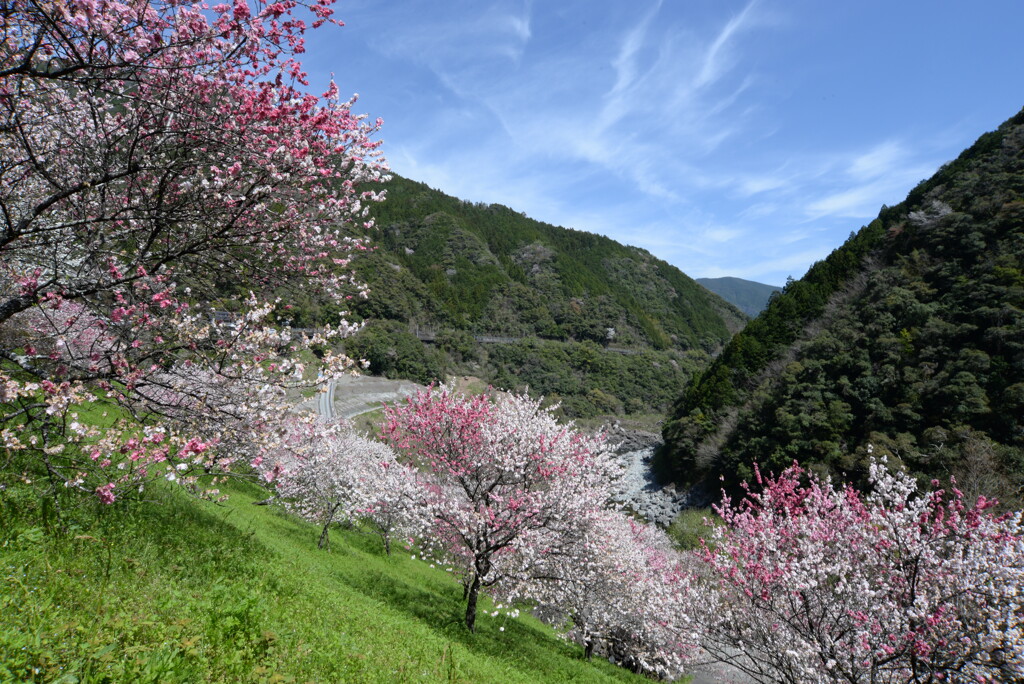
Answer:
[687, 663, 754, 684]
[303, 374, 425, 422]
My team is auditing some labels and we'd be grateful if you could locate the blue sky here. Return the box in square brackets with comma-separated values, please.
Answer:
[300, 1, 1024, 286]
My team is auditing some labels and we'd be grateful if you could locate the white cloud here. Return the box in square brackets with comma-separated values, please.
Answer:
[737, 173, 790, 196]
[703, 226, 746, 242]
[848, 140, 906, 180]
[695, 0, 758, 88]
[738, 201, 781, 219]
[608, 0, 663, 101]
[366, 3, 534, 96]
[505, 9, 532, 42]
[803, 142, 939, 219]
[806, 183, 888, 219]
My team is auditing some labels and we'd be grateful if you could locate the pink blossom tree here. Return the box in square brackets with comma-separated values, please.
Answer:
[698, 457, 1024, 683]
[1, 0, 387, 511]
[383, 386, 623, 632]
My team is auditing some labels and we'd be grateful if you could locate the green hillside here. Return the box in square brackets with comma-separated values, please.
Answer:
[0, 477, 650, 683]
[661, 108, 1024, 499]
[695, 277, 782, 317]
[355, 175, 746, 347]
[322, 175, 748, 418]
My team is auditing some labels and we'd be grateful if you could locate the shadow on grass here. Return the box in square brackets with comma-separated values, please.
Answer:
[312, 528, 623, 681]
[215, 480, 644, 682]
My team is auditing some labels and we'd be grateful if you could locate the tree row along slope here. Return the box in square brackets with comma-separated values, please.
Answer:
[661, 107, 1024, 500]
[288, 175, 749, 418]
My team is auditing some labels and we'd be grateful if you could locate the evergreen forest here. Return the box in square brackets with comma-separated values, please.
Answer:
[660, 107, 1024, 503]
[307, 175, 749, 419]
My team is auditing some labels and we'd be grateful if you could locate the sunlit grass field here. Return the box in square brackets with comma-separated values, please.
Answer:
[0, 475, 653, 683]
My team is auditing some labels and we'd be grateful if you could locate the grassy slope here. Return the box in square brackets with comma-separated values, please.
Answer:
[0, 478, 651, 683]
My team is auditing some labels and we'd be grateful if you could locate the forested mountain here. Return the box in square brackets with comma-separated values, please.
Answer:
[696, 277, 782, 316]
[661, 108, 1024, 500]
[353, 175, 746, 345]
[308, 175, 748, 418]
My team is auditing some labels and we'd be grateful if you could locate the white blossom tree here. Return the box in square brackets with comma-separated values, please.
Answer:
[524, 509, 702, 679]
[273, 422, 424, 552]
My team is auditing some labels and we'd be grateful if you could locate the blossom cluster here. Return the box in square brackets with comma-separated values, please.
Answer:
[2, 0, 386, 505]
[272, 419, 425, 553]
[697, 458, 1024, 683]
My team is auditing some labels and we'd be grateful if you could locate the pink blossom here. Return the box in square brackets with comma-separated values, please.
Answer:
[95, 483, 116, 504]
[1, 0, 385, 505]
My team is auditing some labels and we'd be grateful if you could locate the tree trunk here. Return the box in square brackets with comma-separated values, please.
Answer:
[464, 572, 481, 632]
[317, 520, 331, 550]
[317, 502, 342, 550]
[464, 555, 492, 632]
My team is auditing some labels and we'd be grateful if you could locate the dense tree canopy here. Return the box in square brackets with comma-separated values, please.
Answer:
[1, 0, 387, 507]
[662, 108, 1024, 497]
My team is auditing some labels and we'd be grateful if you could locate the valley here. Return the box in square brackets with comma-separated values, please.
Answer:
[4, 2, 1024, 677]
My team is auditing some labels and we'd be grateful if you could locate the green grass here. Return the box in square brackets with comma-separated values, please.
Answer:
[666, 508, 721, 551]
[0, 477, 653, 683]
[350, 407, 388, 438]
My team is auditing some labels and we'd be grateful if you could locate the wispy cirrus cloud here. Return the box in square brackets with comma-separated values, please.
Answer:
[451, 0, 770, 202]
[310, 0, 1013, 285]
[848, 140, 906, 180]
[806, 183, 890, 219]
[694, 0, 759, 89]
[588, 0, 765, 178]
[804, 140, 937, 219]
[365, 1, 534, 94]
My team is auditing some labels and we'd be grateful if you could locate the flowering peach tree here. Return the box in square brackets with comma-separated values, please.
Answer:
[273, 421, 425, 553]
[383, 386, 623, 632]
[697, 457, 1024, 683]
[526, 509, 702, 679]
[1, 0, 387, 513]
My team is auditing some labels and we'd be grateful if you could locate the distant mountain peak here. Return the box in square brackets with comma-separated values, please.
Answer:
[696, 277, 781, 317]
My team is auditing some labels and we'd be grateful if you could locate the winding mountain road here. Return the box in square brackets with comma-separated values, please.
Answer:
[303, 374, 424, 422]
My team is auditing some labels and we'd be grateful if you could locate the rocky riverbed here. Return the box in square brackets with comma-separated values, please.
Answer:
[604, 423, 687, 527]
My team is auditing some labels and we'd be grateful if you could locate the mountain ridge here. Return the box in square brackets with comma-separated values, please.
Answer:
[661, 107, 1024, 500]
[304, 175, 750, 418]
[696, 277, 782, 317]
